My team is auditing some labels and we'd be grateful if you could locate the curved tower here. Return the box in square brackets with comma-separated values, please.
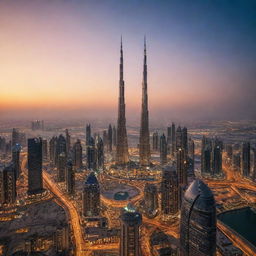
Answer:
[180, 179, 216, 256]
[116, 37, 129, 165]
[139, 37, 150, 166]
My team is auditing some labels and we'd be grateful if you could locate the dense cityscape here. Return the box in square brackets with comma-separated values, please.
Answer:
[0, 37, 256, 256]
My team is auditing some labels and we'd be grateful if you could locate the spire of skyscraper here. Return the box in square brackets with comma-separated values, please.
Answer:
[139, 37, 150, 166]
[116, 37, 129, 165]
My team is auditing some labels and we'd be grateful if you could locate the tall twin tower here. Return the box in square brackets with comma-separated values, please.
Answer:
[116, 38, 150, 166]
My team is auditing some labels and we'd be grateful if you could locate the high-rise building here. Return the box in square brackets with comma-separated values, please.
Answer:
[113, 126, 117, 147]
[108, 124, 113, 152]
[12, 143, 21, 178]
[176, 148, 188, 186]
[139, 38, 150, 166]
[119, 204, 142, 256]
[188, 137, 195, 172]
[66, 159, 75, 195]
[86, 124, 91, 146]
[180, 179, 216, 256]
[160, 134, 167, 165]
[171, 123, 176, 155]
[161, 166, 179, 215]
[12, 128, 20, 147]
[0, 163, 16, 205]
[176, 126, 182, 150]
[27, 138, 43, 195]
[241, 142, 250, 177]
[57, 152, 66, 182]
[0, 136, 6, 153]
[96, 136, 104, 169]
[103, 130, 108, 149]
[82, 172, 100, 217]
[144, 183, 158, 214]
[65, 129, 71, 153]
[152, 131, 159, 151]
[49, 136, 57, 164]
[201, 136, 212, 174]
[212, 143, 222, 175]
[252, 148, 256, 181]
[167, 126, 172, 145]
[116, 38, 129, 165]
[56, 135, 67, 166]
[182, 127, 188, 154]
[87, 137, 96, 170]
[73, 139, 83, 170]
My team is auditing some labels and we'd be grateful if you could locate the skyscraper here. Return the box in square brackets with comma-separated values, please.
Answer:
[108, 124, 113, 152]
[56, 134, 67, 166]
[82, 172, 100, 217]
[176, 148, 188, 186]
[180, 179, 216, 256]
[201, 136, 212, 174]
[113, 126, 117, 147]
[96, 136, 104, 169]
[49, 136, 57, 164]
[119, 204, 142, 256]
[160, 134, 167, 165]
[0, 163, 16, 205]
[116, 38, 129, 165]
[176, 126, 182, 150]
[57, 152, 66, 182]
[65, 129, 71, 153]
[87, 137, 96, 170]
[28, 138, 43, 195]
[171, 123, 176, 155]
[66, 159, 75, 195]
[152, 131, 159, 151]
[188, 137, 195, 173]
[144, 183, 158, 214]
[161, 165, 179, 215]
[12, 143, 21, 178]
[241, 142, 250, 177]
[11, 128, 19, 147]
[139, 38, 150, 166]
[73, 139, 83, 170]
[212, 143, 222, 175]
[86, 124, 91, 146]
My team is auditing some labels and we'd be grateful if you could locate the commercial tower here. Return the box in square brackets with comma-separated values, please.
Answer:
[180, 179, 216, 256]
[82, 172, 100, 217]
[66, 159, 75, 195]
[144, 183, 158, 215]
[0, 163, 16, 205]
[160, 134, 167, 165]
[119, 204, 142, 256]
[116, 38, 129, 165]
[161, 165, 179, 215]
[139, 38, 150, 166]
[27, 138, 43, 195]
[12, 143, 21, 178]
[73, 139, 83, 170]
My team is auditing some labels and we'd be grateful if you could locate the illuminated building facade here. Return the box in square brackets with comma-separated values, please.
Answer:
[120, 204, 142, 256]
[180, 179, 216, 256]
[73, 139, 83, 170]
[144, 183, 158, 214]
[66, 159, 75, 195]
[161, 166, 179, 215]
[82, 172, 100, 217]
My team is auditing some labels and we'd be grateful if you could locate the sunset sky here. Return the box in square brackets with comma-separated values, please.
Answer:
[0, 0, 255, 121]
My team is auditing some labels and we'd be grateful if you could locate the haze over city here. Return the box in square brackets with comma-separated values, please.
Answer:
[1, 0, 255, 121]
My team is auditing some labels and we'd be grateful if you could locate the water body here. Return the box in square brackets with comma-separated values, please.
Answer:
[114, 191, 129, 200]
[218, 207, 256, 247]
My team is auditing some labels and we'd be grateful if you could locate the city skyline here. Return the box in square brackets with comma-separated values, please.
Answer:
[1, 0, 256, 121]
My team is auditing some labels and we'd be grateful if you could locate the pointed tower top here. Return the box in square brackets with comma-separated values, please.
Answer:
[144, 35, 146, 53]
[121, 35, 123, 51]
